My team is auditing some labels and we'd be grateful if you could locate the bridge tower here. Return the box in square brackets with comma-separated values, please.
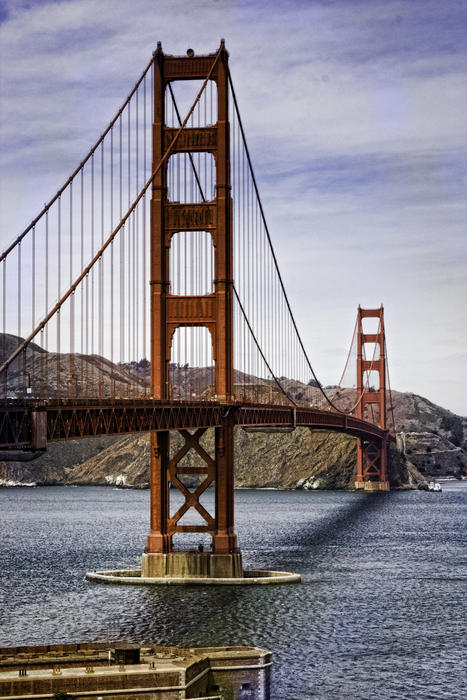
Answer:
[142, 41, 242, 579]
[354, 306, 390, 491]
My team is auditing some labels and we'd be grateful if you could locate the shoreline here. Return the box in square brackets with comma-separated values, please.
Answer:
[2, 480, 462, 491]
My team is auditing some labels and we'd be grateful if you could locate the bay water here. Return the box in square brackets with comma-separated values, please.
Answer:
[1, 484, 465, 698]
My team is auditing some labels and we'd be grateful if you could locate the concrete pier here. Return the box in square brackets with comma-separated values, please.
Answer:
[86, 567, 301, 585]
[141, 551, 243, 579]
[355, 480, 390, 491]
[88, 550, 301, 586]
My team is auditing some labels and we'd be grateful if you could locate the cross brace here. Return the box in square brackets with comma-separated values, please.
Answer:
[147, 415, 238, 553]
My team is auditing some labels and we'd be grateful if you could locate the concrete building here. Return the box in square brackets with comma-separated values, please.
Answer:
[0, 642, 271, 700]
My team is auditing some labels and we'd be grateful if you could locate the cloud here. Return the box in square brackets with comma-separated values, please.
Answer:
[0, 0, 466, 413]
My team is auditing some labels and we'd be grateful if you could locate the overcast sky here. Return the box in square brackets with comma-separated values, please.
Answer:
[1, 0, 466, 414]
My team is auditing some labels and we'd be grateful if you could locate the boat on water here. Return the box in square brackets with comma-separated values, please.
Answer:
[418, 480, 442, 492]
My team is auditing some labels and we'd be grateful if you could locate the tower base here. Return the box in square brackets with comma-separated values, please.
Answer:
[87, 547, 301, 586]
[141, 551, 243, 579]
[355, 480, 390, 491]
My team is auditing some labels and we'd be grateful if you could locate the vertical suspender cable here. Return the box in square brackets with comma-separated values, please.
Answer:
[143, 75, 147, 394]
[2, 260, 5, 396]
[136, 84, 139, 388]
[99, 141, 104, 398]
[119, 115, 124, 391]
[90, 154, 95, 383]
[45, 210, 49, 388]
[17, 243, 21, 343]
[31, 226, 36, 395]
[110, 126, 115, 397]
[127, 101, 131, 394]
[69, 183, 74, 398]
[57, 196, 61, 397]
[80, 168, 84, 393]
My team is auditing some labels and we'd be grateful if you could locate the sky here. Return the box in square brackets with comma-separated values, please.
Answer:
[0, 0, 466, 415]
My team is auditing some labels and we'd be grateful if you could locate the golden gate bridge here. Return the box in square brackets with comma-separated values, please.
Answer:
[0, 42, 395, 580]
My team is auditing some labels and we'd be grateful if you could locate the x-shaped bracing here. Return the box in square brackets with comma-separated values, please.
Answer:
[362, 439, 382, 479]
[168, 428, 216, 532]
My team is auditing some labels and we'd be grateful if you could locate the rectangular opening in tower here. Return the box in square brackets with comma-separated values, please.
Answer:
[361, 316, 381, 335]
[165, 79, 217, 128]
[363, 402, 381, 427]
[170, 326, 214, 400]
[362, 342, 380, 361]
[363, 369, 380, 392]
[167, 152, 216, 203]
[169, 231, 214, 295]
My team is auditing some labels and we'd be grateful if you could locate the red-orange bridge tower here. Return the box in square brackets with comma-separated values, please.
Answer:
[355, 305, 390, 491]
[144, 42, 241, 578]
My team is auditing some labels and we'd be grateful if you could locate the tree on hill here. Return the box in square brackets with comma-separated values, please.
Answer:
[440, 414, 464, 446]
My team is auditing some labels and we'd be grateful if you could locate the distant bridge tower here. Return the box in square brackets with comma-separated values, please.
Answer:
[354, 306, 390, 491]
[143, 41, 242, 578]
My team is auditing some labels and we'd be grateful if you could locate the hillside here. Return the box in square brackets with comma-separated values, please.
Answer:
[60, 390, 466, 490]
[1, 334, 466, 489]
[1, 389, 465, 490]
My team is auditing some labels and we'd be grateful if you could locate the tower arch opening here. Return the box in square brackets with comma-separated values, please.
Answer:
[169, 231, 214, 296]
[169, 325, 215, 401]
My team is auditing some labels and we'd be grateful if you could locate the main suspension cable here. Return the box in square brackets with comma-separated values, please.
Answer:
[0, 48, 222, 376]
[0, 57, 154, 263]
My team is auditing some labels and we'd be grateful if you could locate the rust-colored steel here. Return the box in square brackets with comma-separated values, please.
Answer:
[0, 400, 389, 449]
[147, 41, 237, 554]
[355, 305, 389, 485]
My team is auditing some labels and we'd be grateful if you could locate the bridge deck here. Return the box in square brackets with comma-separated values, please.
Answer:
[0, 399, 387, 451]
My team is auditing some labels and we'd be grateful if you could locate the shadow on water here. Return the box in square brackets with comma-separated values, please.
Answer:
[103, 491, 393, 646]
[277, 492, 391, 549]
[292, 491, 390, 548]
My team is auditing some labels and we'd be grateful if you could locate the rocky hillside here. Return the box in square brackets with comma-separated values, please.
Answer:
[0, 436, 119, 486]
[62, 392, 466, 491]
[1, 333, 465, 489]
[391, 391, 467, 479]
[0, 334, 147, 399]
[2, 390, 465, 490]
[67, 429, 365, 490]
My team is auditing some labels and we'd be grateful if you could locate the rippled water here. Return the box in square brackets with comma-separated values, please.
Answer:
[0, 483, 466, 699]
